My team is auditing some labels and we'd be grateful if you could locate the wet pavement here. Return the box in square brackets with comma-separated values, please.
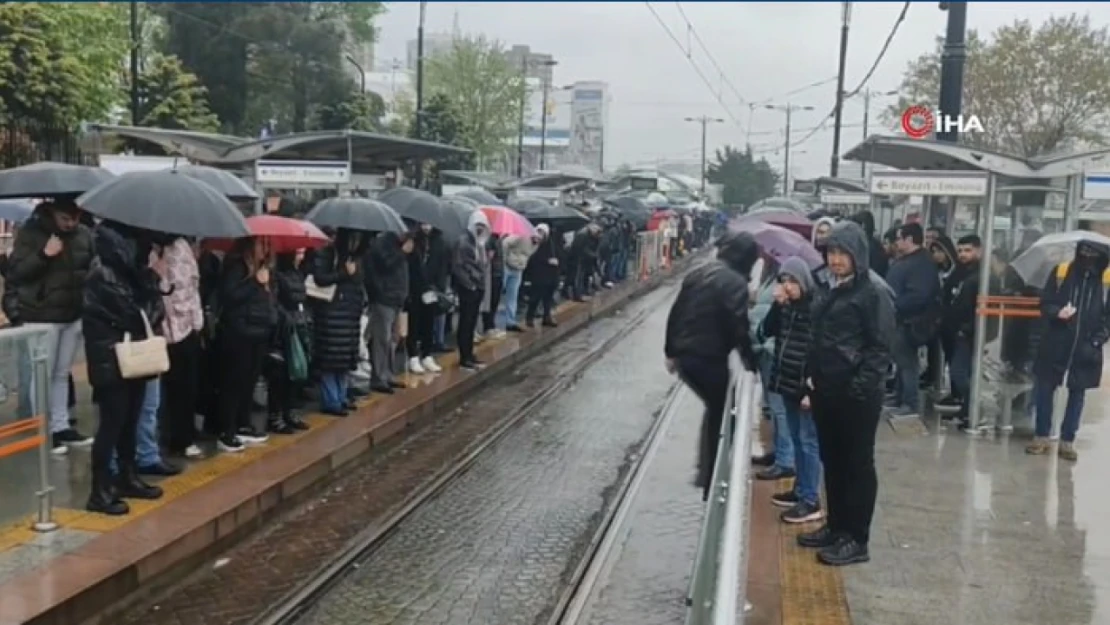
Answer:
[842, 388, 1110, 625]
[292, 287, 679, 625]
[111, 280, 685, 625]
[573, 386, 706, 625]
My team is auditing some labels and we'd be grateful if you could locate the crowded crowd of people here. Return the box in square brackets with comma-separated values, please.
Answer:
[1, 197, 714, 517]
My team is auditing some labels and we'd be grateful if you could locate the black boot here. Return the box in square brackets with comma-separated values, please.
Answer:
[268, 413, 295, 435]
[284, 411, 309, 431]
[86, 468, 129, 516]
[117, 465, 163, 500]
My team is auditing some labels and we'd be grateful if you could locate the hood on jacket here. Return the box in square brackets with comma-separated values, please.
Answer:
[778, 256, 815, 295]
[715, 231, 759, 276]
[94, 220, 151, 279]
[825, 221, 870, 277]
[467, 209, 490, 246]
[1074, 240, 1110, 274]
[848, 210, 877, 238]
[812, 216, 837, 248]
[929, 234, 957, 271]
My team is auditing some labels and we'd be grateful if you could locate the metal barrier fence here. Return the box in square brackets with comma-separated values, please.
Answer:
[0, 324, 58, 532]
[686, 370, 761, 624]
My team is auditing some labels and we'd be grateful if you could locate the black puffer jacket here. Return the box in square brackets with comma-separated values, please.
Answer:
[273, 254, 308, 329]
[217, 255, 277, 342]
[1034, 241, 1110, 390]
[664, 231, 759, 368]
[365, 232, 410, 308]
[7, 210, 94, 323]
[82, 221, 167, 389]
[312, 231, 366, 373]
[809, 221, 894, 401]
[525, 232, 561, 286]
[762, 258, 816, 402]
[451, 232, 486, 293]
[487, 234, 504, 281]
[407, 230, 449, 299]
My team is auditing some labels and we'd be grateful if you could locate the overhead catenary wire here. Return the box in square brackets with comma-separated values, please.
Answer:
[673, 2, 747, 107]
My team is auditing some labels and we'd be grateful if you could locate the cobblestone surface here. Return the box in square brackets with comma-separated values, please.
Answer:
[121, 283, 680, 625]
[293, 293, 678, 625]
[577, 386, 706, 625]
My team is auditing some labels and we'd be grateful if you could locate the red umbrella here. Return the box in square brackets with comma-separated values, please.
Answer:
[206, 214, 329, 253]
[480, 205, 535, 237]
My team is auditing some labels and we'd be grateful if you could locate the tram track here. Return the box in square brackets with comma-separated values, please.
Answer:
[250, 284, 680, 625]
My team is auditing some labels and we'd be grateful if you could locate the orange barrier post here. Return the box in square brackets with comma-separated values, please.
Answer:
[976, 295, 1042, 318]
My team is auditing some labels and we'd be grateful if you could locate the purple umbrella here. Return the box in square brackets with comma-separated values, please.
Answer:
[729, 218, 823, 268]
[738, 208, 813, 240]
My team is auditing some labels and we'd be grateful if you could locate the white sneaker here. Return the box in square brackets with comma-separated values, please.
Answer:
[421, 356, 442, 373]
[488, 329, 507, 340]
[408, 357, 426, 374]
[184, 444, 203, 459]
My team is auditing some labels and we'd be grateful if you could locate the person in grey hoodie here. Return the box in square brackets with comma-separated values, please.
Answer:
[750, 261, 795, 481]
[499, 233, 534, 332]
[452, 211, 490, 370]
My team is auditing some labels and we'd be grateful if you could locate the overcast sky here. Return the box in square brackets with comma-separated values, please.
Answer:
[374, 2, 1110, 180]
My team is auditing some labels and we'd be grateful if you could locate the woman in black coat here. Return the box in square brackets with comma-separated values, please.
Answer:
[312, 229, 367, 415]
[405, 223, 449, 373]
[525, 223, 560, 327]
[215, 238, 277, 451]
[82, 221, 168, 516]
[267, 251, 311, 433]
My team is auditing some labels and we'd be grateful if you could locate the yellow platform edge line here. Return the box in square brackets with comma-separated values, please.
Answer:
[778, 502, 852, 625]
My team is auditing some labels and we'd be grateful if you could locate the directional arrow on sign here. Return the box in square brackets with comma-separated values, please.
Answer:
[875, 180, 889, 191]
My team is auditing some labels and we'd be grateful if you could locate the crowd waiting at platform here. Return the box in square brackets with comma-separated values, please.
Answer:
[0, 195, 714, 518]
[666, 208, 1110, 569]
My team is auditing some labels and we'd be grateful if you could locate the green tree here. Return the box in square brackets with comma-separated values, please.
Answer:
[707, 145, 779, 209]
[133, 54, 219, 132]
[412, 92, 472, 175]
[423, 36, 527, 167]
[891, 14, 1110, 156]
[315, 91, 387, 132]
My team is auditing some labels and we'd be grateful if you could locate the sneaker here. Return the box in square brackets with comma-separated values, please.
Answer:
[488, 329, 507, 340]
[184, 445, 203, 459]
[886, 405, 918, 419]
[771, 491, 798, 508]
[1025, 437, 1051, 455]
[756, 466, 795, 481]
[1058, 442, 1078, 461]
[460, 359, 485, 371]
[506, 325, 523, 333]
[751, 452, 776, 467]
[53, 428, 93, 447]
[781, 500, 825, 524]
[218, 435, 245, 453]
[797, 525, 840, 549]
[51, 438, 69, 455]
[421, 356, 442, 373]
[236, 427, 269, 445]
[934, 395, 962, 412]
[408, 357, 426, 374]
[817, 537, 870, 566]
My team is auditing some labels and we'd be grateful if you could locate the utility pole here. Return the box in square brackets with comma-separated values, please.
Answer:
[860, 88, 870, 180]
[684, 116, 724, 197]
[414, 1, 427, 139]
[937, 1, 968, 143]
[516, 56, 528, 177]
[830, 1, 852, 178]
[538, 59, 558, 171]
[129, 1, 140, 126]
[765, 103, 814, 196]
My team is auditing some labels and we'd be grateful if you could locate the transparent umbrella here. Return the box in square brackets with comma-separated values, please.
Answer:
[1011, 231, 1110, 288]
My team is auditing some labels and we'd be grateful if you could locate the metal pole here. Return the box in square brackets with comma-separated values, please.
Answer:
[967, 174, 996, 432]
[1064, 174, 1080, 231]
[345, 55, 366, 93]
[130, 0, 140, 126]
[700, 117, 708, 197]
[830, 1, 851, 177]
[516, 56, 528, 178]
[783, 106, 792, 196]
[31, 331, 56, 532]
[860, 89, 870, 180]
[936, 1, 968, 143]
[414, 1, 427, 139]
[539, 75, 551, 170]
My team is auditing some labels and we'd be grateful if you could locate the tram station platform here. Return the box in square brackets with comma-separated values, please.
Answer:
[746, 384, 1110, 625]
[0, 263, 684, 625]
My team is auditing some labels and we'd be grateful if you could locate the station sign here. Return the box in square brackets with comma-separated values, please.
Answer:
[869, 170, 988, 197]
[1082, 172, 1110, 201]
[255, 160, 351, 186]
[819, 192, 872, 205]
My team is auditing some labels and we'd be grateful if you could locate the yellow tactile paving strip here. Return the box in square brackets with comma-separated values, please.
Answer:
[776, 478, 852, 625]
[0, 304, 579, 547]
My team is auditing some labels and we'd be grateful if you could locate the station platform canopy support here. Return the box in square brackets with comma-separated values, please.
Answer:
[844, 135, 1110, 432]
[84, 124, 471, 209]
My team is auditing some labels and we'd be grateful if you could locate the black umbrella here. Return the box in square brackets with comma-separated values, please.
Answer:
[379, 187, 462, 240]
[170, 165, 258, 200]
[77, 171, 249, 238]
[305, 197, 405, 233]
[440, 196, 477, 235]
[0, 162, 116, 199]
[508, 197, 589, 227]
[457, 188, 503, 205]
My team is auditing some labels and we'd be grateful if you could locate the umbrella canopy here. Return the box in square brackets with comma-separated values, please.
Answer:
[440, 195, 477, 235]
[0, 162, 115, 200]
[379, 187, 462, 240]
[1011, 231, 1110, 288]
[206, 215, 329, 254]
[305, 197, 405, 234]
[169, 165, 258, 200]
[729, 218, 823, 268]
[737, 208, 812, 240]
[0, 199, 36, 224]
[507, 197, 589, 227]
[77, 171, 249, 238]
[457, 188, 503, 205]
[480, 205, 535, 237]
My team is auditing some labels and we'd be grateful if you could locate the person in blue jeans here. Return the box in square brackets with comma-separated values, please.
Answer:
[111, 378, 180, 476]
[750, 269, 794, 479]
[761, 257, 824, 524]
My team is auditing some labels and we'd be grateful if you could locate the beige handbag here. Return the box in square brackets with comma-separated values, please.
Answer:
[305, 275, 336, 302]
[396, 311, 409, 339]
[115, 310, 170, 379]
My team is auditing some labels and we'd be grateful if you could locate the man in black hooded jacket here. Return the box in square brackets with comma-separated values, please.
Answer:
[798, 221, 894, 567]
[664, 231, 759, 500]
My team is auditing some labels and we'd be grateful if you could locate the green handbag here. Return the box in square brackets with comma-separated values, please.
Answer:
[287, 327, 309, 382]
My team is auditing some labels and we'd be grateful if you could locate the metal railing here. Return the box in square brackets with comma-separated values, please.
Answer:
[686, 370, 761, 625]
[0, 323, 58, 532]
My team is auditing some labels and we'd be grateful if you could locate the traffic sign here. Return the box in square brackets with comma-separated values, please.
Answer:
[869, 170, 988, 197]
[820, 192, 872, 205]
[1083, 172, 1110, 200]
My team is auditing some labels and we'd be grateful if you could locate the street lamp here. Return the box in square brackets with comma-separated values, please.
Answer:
[345, 55, 366, 93]
[516, 58, 558, 177]
[684, 116, 725, 197]
[857, 88, 898, 179]
[764, 103, 814, 196]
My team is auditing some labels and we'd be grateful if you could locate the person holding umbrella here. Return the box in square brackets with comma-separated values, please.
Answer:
[525, 224, 560, 328]
[82, 221, 169, 516]
[7, 200, 95, 453]
[311, 229, 368, 414]
[406, 222, 449, 374]
[364, 230, 413, 393]
[453, 211, 491, 370]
